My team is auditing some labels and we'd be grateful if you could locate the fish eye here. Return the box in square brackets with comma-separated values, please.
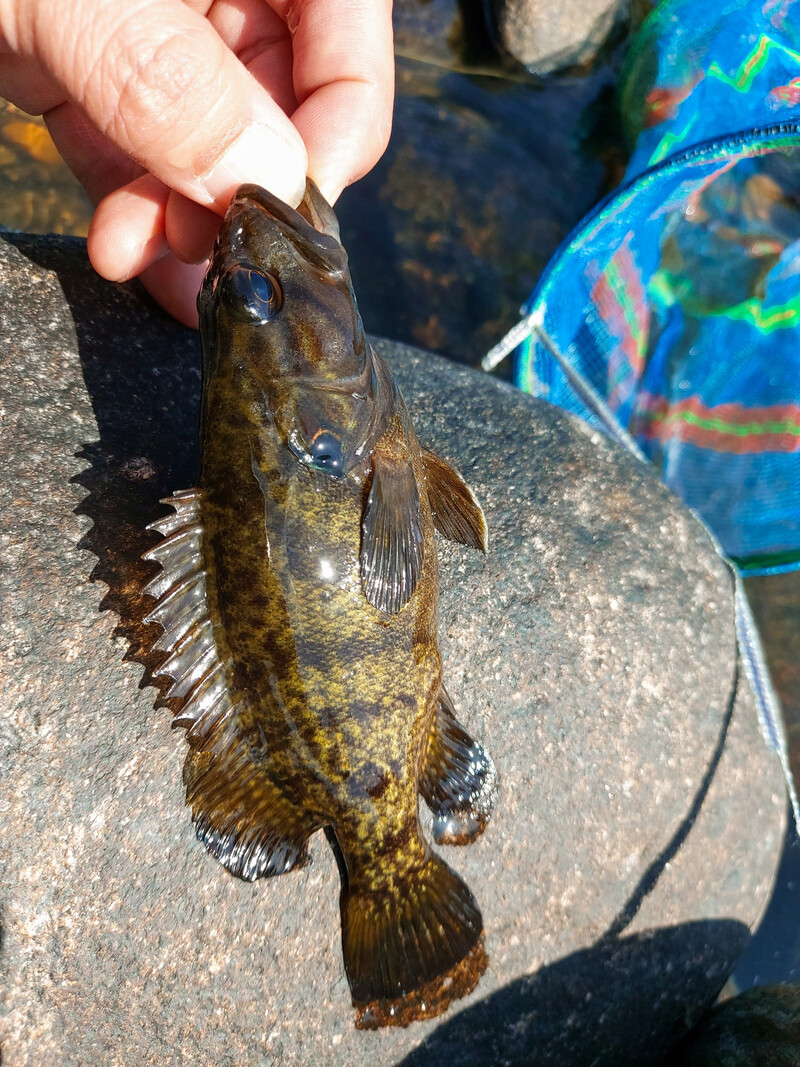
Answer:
[309, 431, 344, 476]
[220, 264, 282, 324]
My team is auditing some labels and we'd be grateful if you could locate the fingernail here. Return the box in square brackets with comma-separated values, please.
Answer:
[197, 125, 307, 210]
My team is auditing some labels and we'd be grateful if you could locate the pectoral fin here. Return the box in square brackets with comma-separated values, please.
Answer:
[360, 450, 424, 615]
[421, 448, 488, 552]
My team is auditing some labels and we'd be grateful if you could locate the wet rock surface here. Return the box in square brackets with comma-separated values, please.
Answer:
[0, 235, 787, 1065]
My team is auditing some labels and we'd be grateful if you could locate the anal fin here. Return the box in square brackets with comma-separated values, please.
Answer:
[420, 686, 497, 845]
[421, 448, 488, 552]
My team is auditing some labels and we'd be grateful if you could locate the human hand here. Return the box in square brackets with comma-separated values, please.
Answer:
[0, 0, 394, 326]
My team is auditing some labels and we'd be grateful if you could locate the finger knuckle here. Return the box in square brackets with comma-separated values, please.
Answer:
[111, 27, 222, 146]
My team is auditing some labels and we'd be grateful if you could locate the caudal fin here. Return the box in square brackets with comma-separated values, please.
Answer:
[342, 855, 487, 1028]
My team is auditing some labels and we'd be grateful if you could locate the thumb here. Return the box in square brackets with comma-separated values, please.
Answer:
[6, 0, 307, 208]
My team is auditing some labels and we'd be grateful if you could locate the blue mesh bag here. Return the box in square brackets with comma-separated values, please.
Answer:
[509, 0, 800, 577]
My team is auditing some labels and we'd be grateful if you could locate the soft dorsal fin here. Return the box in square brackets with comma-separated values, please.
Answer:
[421, 448, 488, 552]
[184, 736, 319, 882]
[360, 448, 424, 615]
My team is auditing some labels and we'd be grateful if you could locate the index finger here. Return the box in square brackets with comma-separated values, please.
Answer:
[276, 0, 394, 202]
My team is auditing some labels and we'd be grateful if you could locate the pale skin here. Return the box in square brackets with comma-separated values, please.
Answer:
[0, 0, 394, 326]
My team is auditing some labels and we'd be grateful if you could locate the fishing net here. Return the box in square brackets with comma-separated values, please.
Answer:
[509, 0, 800, 577]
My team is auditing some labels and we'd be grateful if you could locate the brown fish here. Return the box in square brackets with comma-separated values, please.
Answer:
[141, 181, 496, 1027]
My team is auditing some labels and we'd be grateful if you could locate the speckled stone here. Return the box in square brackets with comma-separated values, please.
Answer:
[0, 235, 787, 1066]
[491, 0, 629, 72]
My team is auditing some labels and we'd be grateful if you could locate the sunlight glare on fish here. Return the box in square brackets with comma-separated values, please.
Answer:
[319, 557, 336, 581]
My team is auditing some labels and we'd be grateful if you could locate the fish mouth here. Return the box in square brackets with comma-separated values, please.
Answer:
[232, 183, 287, 218]
[229, 183, 348, 276]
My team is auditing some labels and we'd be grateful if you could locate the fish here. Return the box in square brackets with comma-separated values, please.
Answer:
[141, 180, 497, 1028]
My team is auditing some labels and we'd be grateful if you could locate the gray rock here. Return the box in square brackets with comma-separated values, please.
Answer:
[0, 234, 787, 1065]
[491, 0, 629, 73]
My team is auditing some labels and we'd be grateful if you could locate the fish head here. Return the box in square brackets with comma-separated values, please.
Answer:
[198, 181, 391, 478]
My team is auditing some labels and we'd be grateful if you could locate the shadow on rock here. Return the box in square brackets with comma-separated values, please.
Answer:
[397, 656, 744, 1065]
[606, 662, 738, 941]
[8, 234, 201, 703]
[398, 920, 750, 1067]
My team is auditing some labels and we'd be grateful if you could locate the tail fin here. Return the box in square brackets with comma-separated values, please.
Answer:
[342, 854, 487, 1028]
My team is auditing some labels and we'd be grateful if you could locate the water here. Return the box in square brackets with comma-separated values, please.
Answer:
[735, 817, 800, 988]
[0, 102, 89, 236]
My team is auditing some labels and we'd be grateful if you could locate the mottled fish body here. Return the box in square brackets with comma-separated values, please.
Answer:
[142, 182, 496, 1027]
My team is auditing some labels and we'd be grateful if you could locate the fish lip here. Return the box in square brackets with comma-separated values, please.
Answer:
[231, 184, 327, 247]
[229, 184, 348, 276]
[232, 183, 287, 217]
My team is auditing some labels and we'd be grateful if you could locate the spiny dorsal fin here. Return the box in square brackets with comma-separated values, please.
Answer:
[360, 449, 424, 615]
[142, 490, 237, 738]
[421, 448, 488, 552]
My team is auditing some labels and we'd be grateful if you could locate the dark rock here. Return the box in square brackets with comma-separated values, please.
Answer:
[0, 234, 787, 1065]
[669, 983, 800, 1066]
[393, 0, 467, 71]
[336, 56, 620, 369]
[490, 0, 630, 73]
[393, 0, 513, 76]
